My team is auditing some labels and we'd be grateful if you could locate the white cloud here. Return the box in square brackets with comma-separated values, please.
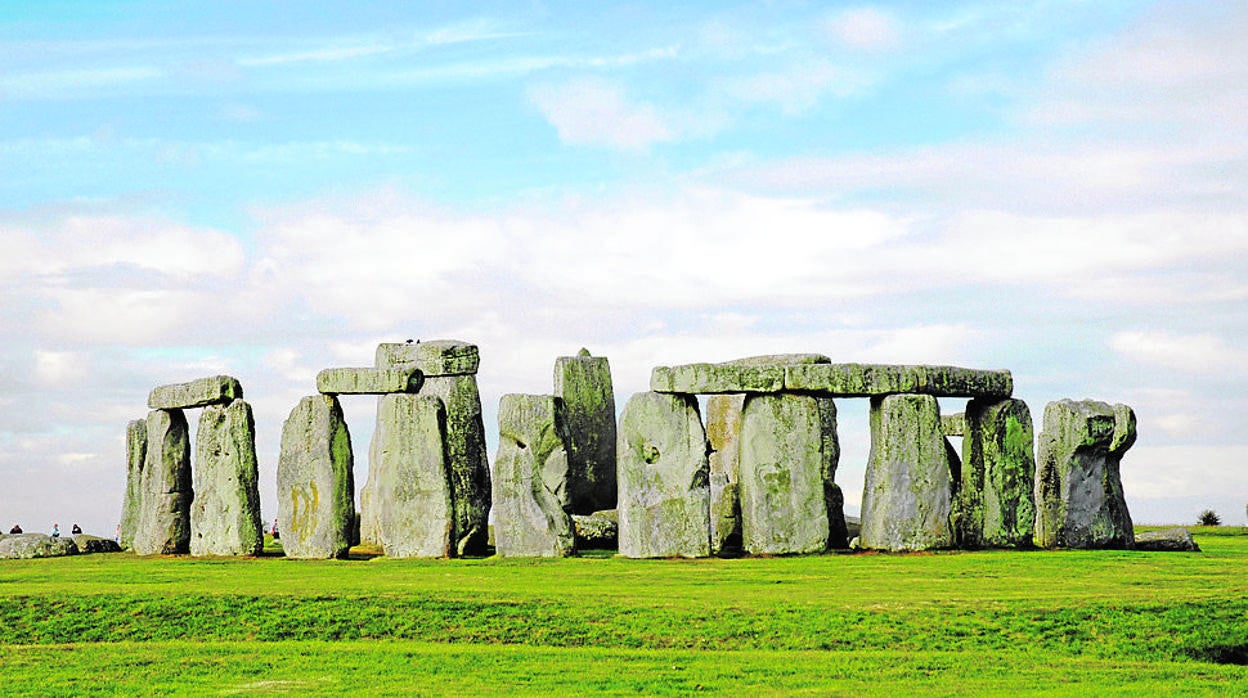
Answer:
[1108, 330, 1248, 377]
[33, 350, 88, 388]
[529, 78, 676, 151]
[724, 60, 875, 114]
[825, 8, 901, 51]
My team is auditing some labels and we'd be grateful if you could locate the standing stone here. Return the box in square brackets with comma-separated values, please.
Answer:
[860, 394, 955, 551]
[706, 394, 745, 555]
[617, 392, 710, 558]
[739, 393, 842, 555]
[277, 395, 356, 559]
[492, 394, 575, 557]
[958, 398, 1036, 548]
[191, 399, 263, 556]
[376, 341, 490, 556]
[371, 394, 454, 558]
[553, 349, 617, 514]
[1035, 399, 1136, 550]
[132, 409, 192, 555]
[118, 418, 147, 550]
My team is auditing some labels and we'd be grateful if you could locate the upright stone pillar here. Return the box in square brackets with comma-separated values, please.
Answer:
[191, 399, 263, 556]
[376, 340, 490, 556]
[1035, 399, 1136, 549]
[132, 409, 192, 555]
[860, 394, 954, 551]
[277, 395, 356, 559]
[617, 391, 710, 558]
[739, 393, 841, 554]
[957, 398, 1036, 548]
[706, 394, 744, 555]
[492, 394, 575, 557]
[118, 418, 147, 550]
[553, 349, 617, 514]
[372, 394, 453, 558]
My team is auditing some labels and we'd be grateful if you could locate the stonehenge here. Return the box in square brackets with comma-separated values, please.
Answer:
[120, 343, 1148, 561]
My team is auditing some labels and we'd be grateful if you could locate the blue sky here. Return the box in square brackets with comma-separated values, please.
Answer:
[2, 1, 1246, 534]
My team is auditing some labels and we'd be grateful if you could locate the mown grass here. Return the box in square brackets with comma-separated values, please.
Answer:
[2, 531, 1247, 695]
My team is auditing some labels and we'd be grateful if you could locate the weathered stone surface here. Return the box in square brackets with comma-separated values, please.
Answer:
[376, 339, 480, 376]
[191, 399, 263, 556]
[72, 534, 122, 554]
[492, 394, 575, 557]
[1035, 399, 1136, 550]
[859, 394, 955, 551]
[784, 364, 1013, 398]
[417, 375, 491, 556]
[133, 409, 192, 555]
[942, 412, 967, 437]
[554, 350, 617, 514]
[370, 394, 453, 558]
[277, 395, 356, 559]
[1134, 528, 1200, 552]
[739, 393, 841, 554]
[0, 533, 79, 559]
[650, 364, 785, 394]
[706, 394, 745, 555]
[148, 375, 243, 410]
[572, 509, 618, 549]
[957, 398, 1036, 549]
[617, 391, 711, 558]
[316, 367, 423, 395]
[118, 418, 146, 550]
[723, 353, 831, 367]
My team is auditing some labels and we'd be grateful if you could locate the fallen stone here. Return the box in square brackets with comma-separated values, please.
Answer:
[316, 367, 423, 395]
[1134, 528, 1200, 552]
[706, 394, 745, 555]
[617, 391, 711, 558]
[739, 393, 840, 555]
[132, 409, 192, 555]
[942, 413, 967, 437]
[0, 533, 79, 559]
[784, 364, 1013, 398]
[117, 418, 147, 550]
[191, 399, 264, 556]
[277, 395, 356, 559]
[148, 375, 243, 410]
[859, 394, 955, 551]
[370, 394, 454, 558]
[572, 509, 618, 549]
[376, 339, 480, 376]
[1035, 399, 1136, 550]
[492, 394, 575, 557]
[554, 350, 617, 514]
[72, 534, 122, 554]
[957, 398, 1036, 549]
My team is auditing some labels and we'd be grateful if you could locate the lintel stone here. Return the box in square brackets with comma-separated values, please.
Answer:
[784, 363, 1012, 398]
[376, 340, 480, 376]
[316, 367, 423, 395]
[148, 375, 243, 409]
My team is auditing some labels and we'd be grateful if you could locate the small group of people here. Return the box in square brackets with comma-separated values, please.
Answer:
[7, 523, 82, 536]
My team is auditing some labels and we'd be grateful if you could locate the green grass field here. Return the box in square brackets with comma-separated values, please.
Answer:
[2, 528, 1247, 696]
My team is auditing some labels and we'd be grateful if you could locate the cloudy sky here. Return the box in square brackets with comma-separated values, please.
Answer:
[2, 1, 1246, 535]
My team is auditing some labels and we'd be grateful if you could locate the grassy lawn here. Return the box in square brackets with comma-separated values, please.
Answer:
[1, 530, 1246, 695]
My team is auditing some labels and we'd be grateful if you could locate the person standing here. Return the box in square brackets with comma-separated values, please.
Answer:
[50, 523, 60, 538]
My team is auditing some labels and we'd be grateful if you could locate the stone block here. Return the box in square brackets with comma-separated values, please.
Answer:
[1035, 399, 1135, 550]
[739, 393, 841, 555]
[118, 418, 146, 550]
[706, 394, 744, 555]
[277, 395, 356, 559]
[572, 509, 618, 549]
[1134, 528, 1199, 552]
[148, 375, 243, 410]
[957, 398, 1036, 549]
[316, 367, 423, 395]
[376, 339, 480, 376]
[492, 394, 575, 557]
[553, 349, 617, 514]
[191, 399, 263, 556]
[784, 364, 1013, 398]
[133, 409, 192, 555]
[650, 364, 785, 394]
[73, 534, 122, 554]
[420, 375, 491, 555]
[0, 534, 79, 559]
[942, 412, 967, 437]
[617, 392, 711, 558]
[859, 394, 955, 551]
[371, 394, 454, 558]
